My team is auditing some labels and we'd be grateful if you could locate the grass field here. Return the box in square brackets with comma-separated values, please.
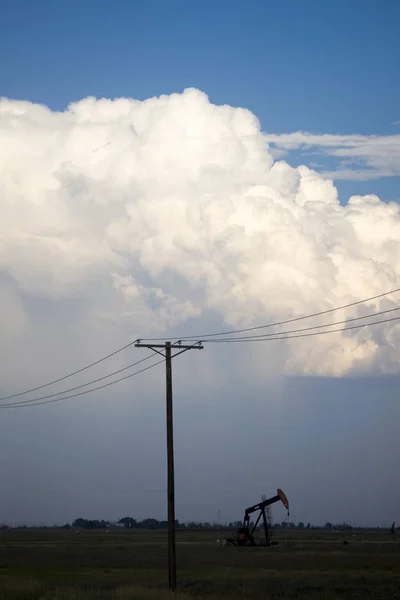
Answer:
[0, 528, 398, 599]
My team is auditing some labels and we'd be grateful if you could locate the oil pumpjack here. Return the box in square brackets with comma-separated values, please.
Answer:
[225, 488, 289, 547]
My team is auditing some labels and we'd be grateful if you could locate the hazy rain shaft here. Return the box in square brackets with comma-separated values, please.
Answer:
[1, 88, 400, 377]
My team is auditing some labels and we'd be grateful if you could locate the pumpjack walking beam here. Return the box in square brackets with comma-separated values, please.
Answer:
[135, 340, 203, 592]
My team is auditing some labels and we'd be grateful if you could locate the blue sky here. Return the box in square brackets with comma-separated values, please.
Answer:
[0, 0, 399, 526]
[1, 0, 398, 130]
[1, 0, 399, 203]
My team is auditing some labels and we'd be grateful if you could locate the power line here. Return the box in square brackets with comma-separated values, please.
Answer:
[0, 354, 157, 407]
[0, 358, 164, 410]
[2, 310, 398, 409]
[3, 288, 400, 407]
[202, 314, 400, 343]
[5, 312, 398, 408]
[0, 339, 139, 401]
[191, 306, 400, 342]
[139, 287, 400, 342]
[0, 345, 199, 410]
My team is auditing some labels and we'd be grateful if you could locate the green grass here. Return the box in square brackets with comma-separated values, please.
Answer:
[0, 528, 398, 598]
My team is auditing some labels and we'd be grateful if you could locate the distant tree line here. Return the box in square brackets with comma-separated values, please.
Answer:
[273, 522, 354, 531]
[322, 522, 354, 531]
[70, 518, 258, 530]
[68, 518, 355, 531]
[0, 519, 396, 532]
[70, 517, 185, 530]
[70, 517, 242, 530]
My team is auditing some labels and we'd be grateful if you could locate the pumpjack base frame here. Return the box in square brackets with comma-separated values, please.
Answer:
[223, 537, 279, 548]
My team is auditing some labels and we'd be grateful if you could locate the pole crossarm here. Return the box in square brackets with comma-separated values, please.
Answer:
[135, 341, 203, 358]
[135, 341, 203, 349]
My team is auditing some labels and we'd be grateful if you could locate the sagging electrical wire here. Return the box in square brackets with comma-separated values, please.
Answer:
[0, 339, 140, 401]
[4, 310, 400, 410]
[191, 306, 400, 342]
[3, 287, 400, 408]
[0, 354, 157, 407]
[0, 358, 165, 409]
[201, 314, 400, 343]
[139, 286, 400, 342]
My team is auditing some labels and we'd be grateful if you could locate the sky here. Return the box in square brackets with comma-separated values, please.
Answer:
[0, 0, 399, 527]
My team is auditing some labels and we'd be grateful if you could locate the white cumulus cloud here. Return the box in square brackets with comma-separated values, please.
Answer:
[1, 87, 400, 383]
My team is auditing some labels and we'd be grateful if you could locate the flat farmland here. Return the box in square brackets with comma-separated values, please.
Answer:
[0, 528, 398, 599]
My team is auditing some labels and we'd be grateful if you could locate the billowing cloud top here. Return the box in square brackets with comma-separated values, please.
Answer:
[1, 88, 400, 379]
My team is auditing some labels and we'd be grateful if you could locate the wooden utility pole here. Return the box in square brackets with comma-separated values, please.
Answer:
[135, 340, 203, 591]
[165, 341, 175, 590]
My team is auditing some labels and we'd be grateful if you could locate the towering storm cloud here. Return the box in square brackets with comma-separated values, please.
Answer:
[1, 88, 400, 379]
